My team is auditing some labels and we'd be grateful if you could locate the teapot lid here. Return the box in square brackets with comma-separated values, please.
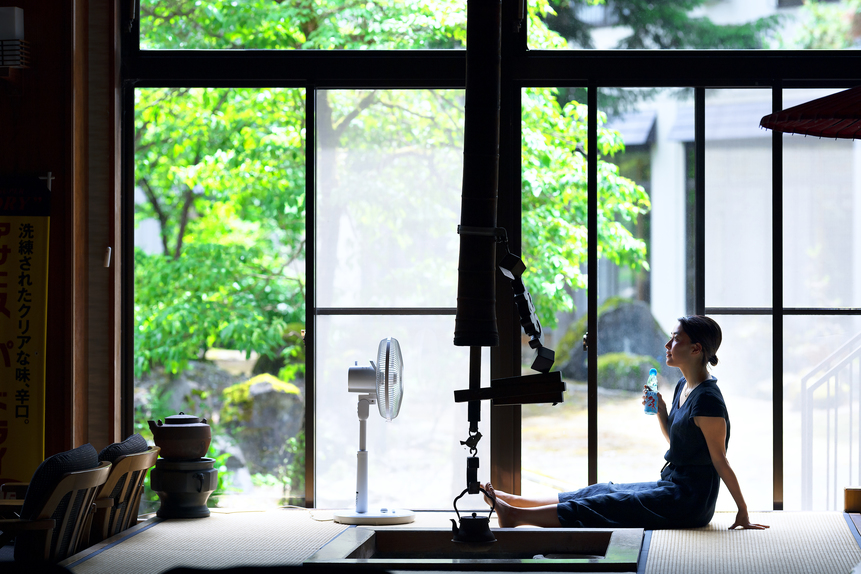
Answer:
[164, 412, 202, 425]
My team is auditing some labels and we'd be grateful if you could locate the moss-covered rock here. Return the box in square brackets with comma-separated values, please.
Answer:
[559, 298, 676, 387]
[220, 373, 303, 476]
[597, 353, 661, 391]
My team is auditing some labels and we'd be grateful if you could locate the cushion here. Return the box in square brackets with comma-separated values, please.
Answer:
[97, 434, 151, 537]
[98, 434, 148, 463]
[15, 443, 98, 562]
[19, 444, 98, 520]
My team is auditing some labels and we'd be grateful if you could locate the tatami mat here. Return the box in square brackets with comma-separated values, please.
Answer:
[646, 511, 861, 574]
[65, 508, 348, 574]
[61, 509, 861, 574]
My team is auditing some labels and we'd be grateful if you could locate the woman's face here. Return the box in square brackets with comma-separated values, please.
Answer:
[665, 323, 701, 368]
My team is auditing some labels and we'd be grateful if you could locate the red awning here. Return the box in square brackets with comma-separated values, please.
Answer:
[760, 86, 861, 139]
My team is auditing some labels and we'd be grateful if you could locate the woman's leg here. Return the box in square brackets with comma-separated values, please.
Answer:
[483, 482, 558, 508]
[486, 483, 562, 528]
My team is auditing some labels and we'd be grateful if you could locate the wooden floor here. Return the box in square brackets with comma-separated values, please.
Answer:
[58, 510, 861, 574]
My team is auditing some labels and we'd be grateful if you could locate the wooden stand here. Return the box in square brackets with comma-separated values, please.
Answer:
[844, 486, 861, 512]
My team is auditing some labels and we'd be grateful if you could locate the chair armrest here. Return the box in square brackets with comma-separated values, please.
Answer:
[0, 517, 55, 532]
[0, 482, 28, 499]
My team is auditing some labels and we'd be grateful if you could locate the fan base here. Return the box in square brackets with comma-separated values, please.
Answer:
[334, 508, 416, 525]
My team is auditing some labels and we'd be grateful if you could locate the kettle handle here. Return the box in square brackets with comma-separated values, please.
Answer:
[452, 485, 496, 521]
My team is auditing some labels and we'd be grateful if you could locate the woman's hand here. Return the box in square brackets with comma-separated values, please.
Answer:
[642, 387, 668, 416]
[656, 392, 667, 418]
[728, 509, 769, 530]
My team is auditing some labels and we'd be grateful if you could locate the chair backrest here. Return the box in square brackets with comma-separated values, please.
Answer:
[89, 446, 160, 543]
[14, 460, 111, 563]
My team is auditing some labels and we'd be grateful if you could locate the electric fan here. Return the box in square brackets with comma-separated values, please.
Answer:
[333, 337, 416, 525]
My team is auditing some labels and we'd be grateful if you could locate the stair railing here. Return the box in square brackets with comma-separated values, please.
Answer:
[801, 331, 861, 510]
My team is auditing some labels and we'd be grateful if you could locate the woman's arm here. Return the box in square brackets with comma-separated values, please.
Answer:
[656, 392, 670, 443]
[694, 416, 769, 530]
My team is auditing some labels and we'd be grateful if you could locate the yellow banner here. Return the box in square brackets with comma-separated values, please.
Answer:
[0, 178, 50, 489]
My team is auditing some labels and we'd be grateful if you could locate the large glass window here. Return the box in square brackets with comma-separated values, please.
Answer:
[703, 88, 775, 511]
[783, 89, 860, 309]
[782, 87, 861, 510]
[593, 87, 694, 489]
[705, 89, 773, 308]
[134, 87, 307, 510]
[313, 89, 491, 511]
[125, 0, 861, 518]
[785, 315, 861, 510]
[518, 86, 693, 498]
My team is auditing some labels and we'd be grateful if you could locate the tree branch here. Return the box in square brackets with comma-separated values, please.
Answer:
[333, 91, 378, 141]
[173, 185, 196, 260]
[139, 177, 171, 256]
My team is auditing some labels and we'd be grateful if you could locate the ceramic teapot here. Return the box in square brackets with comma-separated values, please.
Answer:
[148, 412, 211, 460]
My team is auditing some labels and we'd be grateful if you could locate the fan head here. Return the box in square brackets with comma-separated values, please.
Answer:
[376, 337, 404, 421]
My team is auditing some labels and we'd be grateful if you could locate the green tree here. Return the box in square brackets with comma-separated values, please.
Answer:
[778, 0, 861, 49]
[521, 90, 649, 322]
[542, 0, 782, 49]
[134, 87, 306, 377]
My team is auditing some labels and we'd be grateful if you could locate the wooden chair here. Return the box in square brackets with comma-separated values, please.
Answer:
[86, 445, 159, 544]
[0, 455, 110, 563]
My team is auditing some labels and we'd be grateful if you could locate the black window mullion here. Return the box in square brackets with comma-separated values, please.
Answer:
[588, 83, 598, 485]
[695, 87, 705, 316]
[305, 87, 316, 509]
[121, 83, 137, 439]
[772, 83, 784, 511]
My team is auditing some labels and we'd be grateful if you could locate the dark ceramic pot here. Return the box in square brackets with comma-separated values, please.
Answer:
[150, 457, 218, 518]
[147, 412, 212, 460]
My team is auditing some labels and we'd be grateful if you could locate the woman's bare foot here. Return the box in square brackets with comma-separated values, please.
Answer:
[484, 482, 520, 506]
[484, 483, 516, 527]
[482, 482, 558, 508]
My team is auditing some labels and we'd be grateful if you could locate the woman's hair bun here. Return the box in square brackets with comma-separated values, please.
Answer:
[708, 355, 719, 367]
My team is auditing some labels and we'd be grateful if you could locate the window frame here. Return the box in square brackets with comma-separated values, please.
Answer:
[121, 0, 861, 511]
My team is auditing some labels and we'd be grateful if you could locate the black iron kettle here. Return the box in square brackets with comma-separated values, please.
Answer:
[450, 486, 497, 544]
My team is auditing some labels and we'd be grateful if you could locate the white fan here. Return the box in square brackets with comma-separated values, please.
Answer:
[333, 337, 415, 525]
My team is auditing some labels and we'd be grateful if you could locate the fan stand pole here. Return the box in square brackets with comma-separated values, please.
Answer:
[356, 395, 370, 514]
[333, 393, 416, 525]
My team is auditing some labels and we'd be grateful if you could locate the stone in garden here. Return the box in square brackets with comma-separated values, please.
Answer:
[221, 373, 304, 476]
[559, 299, 676, 389]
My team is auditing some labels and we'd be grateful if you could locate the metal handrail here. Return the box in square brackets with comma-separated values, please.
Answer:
[801, 332, 861, 510]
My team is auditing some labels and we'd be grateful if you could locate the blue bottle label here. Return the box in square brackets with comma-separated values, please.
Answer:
[644, 390, 658, 414]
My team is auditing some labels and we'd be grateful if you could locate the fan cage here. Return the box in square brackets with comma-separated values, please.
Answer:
[376, 337, 404, 421]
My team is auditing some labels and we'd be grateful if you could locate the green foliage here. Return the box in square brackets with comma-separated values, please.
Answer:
[283, 430, 306, 503]
[543, 0, 782, 49]
[779, 0, 861, 49]
[247, 431, 306, 505]
[141, 0, 466, 49]
[521, 93, 650, 326]
[134, 84, 306, 378]
[597, 352, 660, 391]
[206, 444, 236, 508]
[134, 244, 300, 377]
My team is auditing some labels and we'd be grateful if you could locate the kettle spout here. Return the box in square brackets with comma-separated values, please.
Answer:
[147, 420, 157, 433]
[450, 518, 459, 538]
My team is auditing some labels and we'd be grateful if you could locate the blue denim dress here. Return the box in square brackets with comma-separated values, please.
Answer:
[556, 377, 729, 529]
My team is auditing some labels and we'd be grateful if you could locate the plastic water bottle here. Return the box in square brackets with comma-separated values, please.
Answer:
[644, 368, 658, 415]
